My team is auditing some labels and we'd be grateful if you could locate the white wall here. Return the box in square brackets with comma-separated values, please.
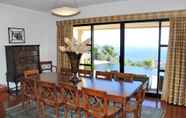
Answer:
[0, 3, 57, 85]
[61, 0, 186, 20]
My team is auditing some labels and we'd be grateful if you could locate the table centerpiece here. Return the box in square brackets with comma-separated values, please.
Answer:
[59, 37, 91, 84]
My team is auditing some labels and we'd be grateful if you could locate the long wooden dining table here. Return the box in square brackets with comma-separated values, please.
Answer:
[38, 72, 144, 117]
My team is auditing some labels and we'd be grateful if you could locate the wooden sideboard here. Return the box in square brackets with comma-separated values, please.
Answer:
[5, 45, 40, 95]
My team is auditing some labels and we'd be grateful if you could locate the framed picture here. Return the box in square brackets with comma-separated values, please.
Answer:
[8, 27, 25, 43]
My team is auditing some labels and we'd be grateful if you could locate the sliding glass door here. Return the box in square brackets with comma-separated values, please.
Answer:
[158, 21, 169, 93]
[73, 19, 170, 95]
[94, 24, 120, 71]
[124, 22, 159, 93]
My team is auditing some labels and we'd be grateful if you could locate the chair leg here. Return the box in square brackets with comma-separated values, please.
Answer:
[134, 110, 139, 118]
[76, 109, 81, 118]
[55, 107, 59, 118]
[36, 100, 41, 118]
[64, 107, 67, 118]
[41, 102, 46, 118]
[22, 96, 25, 109]
[138, 104, 142, 118]
[85, 112, 90, 118]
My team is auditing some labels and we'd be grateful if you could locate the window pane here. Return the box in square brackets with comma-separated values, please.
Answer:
[160, 47, 168, 70]
[94, 24, 120, 72]
[158, 72, 165, 92]
[79, 65, 92, 70]
[124, 22, 159, 91]
[161, 22, 170, 45]
[73, 26, 91, 66]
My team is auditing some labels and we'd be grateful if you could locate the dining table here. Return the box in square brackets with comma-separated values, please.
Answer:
[39, 72, 144, 117]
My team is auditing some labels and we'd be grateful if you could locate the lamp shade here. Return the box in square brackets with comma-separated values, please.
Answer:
[51, 7, 80, 16]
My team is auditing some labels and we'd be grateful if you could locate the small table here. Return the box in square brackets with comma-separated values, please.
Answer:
[39, 72, 144, 117]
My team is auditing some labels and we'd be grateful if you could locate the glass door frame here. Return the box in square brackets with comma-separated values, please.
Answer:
[73, 18, 169, 97]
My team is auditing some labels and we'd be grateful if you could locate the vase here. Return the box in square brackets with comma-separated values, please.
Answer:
[66, 52, 82, 84]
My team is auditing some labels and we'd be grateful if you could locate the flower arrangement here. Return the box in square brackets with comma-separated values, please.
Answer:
[59, 37, 91, 54]
[59, 37, 91, 84]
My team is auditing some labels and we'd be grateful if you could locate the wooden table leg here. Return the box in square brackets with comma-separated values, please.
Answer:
[0, 103, 5, 118]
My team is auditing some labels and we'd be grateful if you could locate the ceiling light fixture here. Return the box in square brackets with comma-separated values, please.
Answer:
[51, 0, 80, 17]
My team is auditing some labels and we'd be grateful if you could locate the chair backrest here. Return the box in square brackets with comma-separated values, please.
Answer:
[82, 88, 108, 117]
[114, 72, 134, 81]
[24, 69, 39, 79]
[40, 61, 56, 72]
[22, 69, 39, 97]
[107, 94, 124, 110]
[59, 82, 79, 106]
[21, 78, 37, 97]
[38, 81, 58, 103]
[96, 71, 112, 80]
[79, 69, 92, 78]
[136, 89, 145, 104]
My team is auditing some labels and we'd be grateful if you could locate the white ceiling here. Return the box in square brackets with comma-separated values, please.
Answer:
[0, 0, 125, 12]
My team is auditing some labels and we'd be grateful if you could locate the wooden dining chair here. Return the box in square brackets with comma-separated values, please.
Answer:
[22, 69, 39, 104]
[113, 72, 146, 118]
[95, 71, 112, 80]
[59, 83, 80, 118]
[120, 88, 145, 118]
[40, 61, 57, 72]
[130, 89, 145, 118]
[79, 69, 92, 78]
[38, 81, 63, 118]
[22, 69, 39, 115]
[24, 69, 39, 79]
[81, 88, 122, 118]
[114, 72, 134, 81]
[107, 94, 125, 118]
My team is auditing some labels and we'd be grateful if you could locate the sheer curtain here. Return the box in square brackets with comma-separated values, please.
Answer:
[162, 17, 186, 106]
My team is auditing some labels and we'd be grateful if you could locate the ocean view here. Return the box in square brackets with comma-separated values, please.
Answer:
[94, 47, 167, 89]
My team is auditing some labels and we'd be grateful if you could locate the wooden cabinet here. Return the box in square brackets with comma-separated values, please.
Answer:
[5, 45, 40, 95]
